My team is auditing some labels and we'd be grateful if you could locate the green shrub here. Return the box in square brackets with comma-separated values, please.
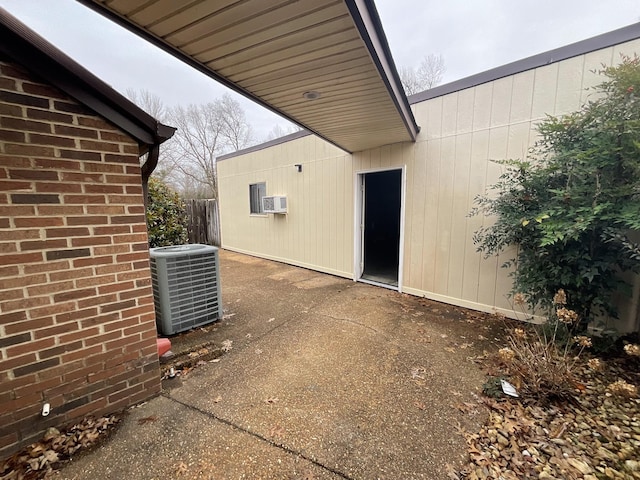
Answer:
[146, 177, 188, 248]
[471, 56, 640, 329]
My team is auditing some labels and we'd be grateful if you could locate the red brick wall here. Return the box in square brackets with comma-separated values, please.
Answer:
[0, 59, 160, 457]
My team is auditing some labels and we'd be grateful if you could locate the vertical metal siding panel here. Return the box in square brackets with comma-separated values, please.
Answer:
[507, 122, 533, 161]
[406, 140, 425, 289]
[370, 146, 381, 170]
[456, 89, 475, 134]
[344, 154, 354, 274]
[291, 139, 301, 262]
[433, 136, 455, 295]
[285, 147, 293, 260]
[613, 39, 640, 67]
[335, 155, 345, 272]
[402, 141, 415, 288]
[462, 129, 491, 302]
[303, 138, 313, 264]
[358, 149, 370, 171]
[312, 148, 321, 267]
[380, 144, 391, 168]
[509, 71, 535, 123]
[328, 156, 338, 272]
[318, 150, 326, 269]
[615, 38, 640, 56]
[476, 126, 508, 307]
[318, 144, 333, 268]
[581, 48, 614, 103]
[555, 56, 585, 115]
[421, 138, 441, 292]
[490, 77, 513, 127]
[441, 93, 458, 137]
[531, 63, 559, 119]
[471, 83, 493, 131]
[425, 97, 443, 140]
[447, 132, 472, 299]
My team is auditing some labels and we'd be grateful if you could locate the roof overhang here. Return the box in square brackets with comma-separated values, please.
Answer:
[77, 0, 419, 153]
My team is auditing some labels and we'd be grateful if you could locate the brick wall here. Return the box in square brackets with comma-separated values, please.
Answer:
[0, 59, 160, 457]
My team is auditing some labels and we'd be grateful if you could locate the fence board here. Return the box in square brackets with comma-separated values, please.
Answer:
[185, 199, 220, 246]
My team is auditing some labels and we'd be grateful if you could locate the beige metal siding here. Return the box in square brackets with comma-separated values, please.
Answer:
[218, 39, 639, 320]
[219, 135, 354, 277]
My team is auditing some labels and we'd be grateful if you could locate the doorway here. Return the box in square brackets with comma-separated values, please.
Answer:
[355, 168, 403, 288]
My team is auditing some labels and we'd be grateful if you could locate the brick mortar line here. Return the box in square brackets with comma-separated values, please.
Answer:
[161, 392, 354, 480]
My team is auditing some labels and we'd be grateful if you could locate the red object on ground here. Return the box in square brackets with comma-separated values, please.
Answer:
[157, 338, 171, 357]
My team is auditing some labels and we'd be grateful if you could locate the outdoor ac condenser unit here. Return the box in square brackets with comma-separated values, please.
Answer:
[262, 195, 287, 214]
[149, 244, 222, 335]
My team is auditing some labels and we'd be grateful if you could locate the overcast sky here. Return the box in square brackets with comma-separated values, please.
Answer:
[0, 0, 638, 141]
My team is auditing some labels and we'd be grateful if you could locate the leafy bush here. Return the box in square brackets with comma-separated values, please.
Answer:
[146, 177, 188, 248]
[472, 56, 640, 329]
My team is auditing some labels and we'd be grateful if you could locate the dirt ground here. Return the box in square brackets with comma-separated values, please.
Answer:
[56, 250, 505, 480]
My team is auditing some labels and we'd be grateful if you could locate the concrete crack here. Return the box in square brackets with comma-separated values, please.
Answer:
[317, 313, 379, 333]
[162, 393, 354, 480]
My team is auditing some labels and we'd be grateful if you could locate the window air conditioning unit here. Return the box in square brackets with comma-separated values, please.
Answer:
[262, 195, 287, 214]
[149, 244, 222, 335]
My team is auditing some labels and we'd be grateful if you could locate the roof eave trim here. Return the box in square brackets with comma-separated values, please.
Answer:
[409, 21, 640, 104]
[344, 0, 420, 140]
[218, 129, 312, 161]
[0, 7, 174, 147]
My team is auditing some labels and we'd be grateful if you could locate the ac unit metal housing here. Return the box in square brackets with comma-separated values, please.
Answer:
[149, 244, 222, 335]
[262, 195, 287, 214]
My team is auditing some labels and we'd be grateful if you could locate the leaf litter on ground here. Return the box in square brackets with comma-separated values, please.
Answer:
[454, 355, 640, 479]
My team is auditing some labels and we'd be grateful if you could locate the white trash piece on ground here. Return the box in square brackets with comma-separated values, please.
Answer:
[500, 379, 519, 397]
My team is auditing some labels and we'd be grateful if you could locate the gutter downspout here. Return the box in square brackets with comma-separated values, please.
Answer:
[141, 143, 159, 209]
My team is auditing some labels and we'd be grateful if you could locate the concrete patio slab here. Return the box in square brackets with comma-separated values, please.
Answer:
[58, 250, 498, 480]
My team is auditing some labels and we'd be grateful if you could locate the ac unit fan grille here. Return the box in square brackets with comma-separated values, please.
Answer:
[263, 196, 275, 211]
[150, 245, 222, 335]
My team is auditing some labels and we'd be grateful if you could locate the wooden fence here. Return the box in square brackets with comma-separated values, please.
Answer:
[185, 199, 221, 247]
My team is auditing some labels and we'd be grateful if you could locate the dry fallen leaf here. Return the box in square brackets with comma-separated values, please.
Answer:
[175, 462, 188, 476]
[268, 425, 285, 438]
[445, 463, 461, 479]
[137, 416, 158, 425]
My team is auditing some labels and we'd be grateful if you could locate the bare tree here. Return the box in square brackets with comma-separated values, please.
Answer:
[263, 123, 303, 142]
[167, 94, 253, 198]
[125, 88, 177, 186]
[125, 88, 167, 121]
[218, 94, 253, 150]
[400, 53, 446, 95]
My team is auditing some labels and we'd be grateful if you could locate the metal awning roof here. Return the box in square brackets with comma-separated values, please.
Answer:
[77, 0, 419, 153]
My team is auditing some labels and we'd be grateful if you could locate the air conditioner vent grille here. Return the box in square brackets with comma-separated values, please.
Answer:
[262, 195, 287, 213]
[150, 244, 222, 335]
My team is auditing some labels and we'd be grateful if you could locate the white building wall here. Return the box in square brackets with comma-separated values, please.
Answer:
[218, 38, 640, 328]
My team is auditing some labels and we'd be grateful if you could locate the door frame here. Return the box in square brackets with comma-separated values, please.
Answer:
[353, 166, 406, 292]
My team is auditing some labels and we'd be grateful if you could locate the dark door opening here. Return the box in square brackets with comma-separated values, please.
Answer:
[361, 169, 402, 287]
